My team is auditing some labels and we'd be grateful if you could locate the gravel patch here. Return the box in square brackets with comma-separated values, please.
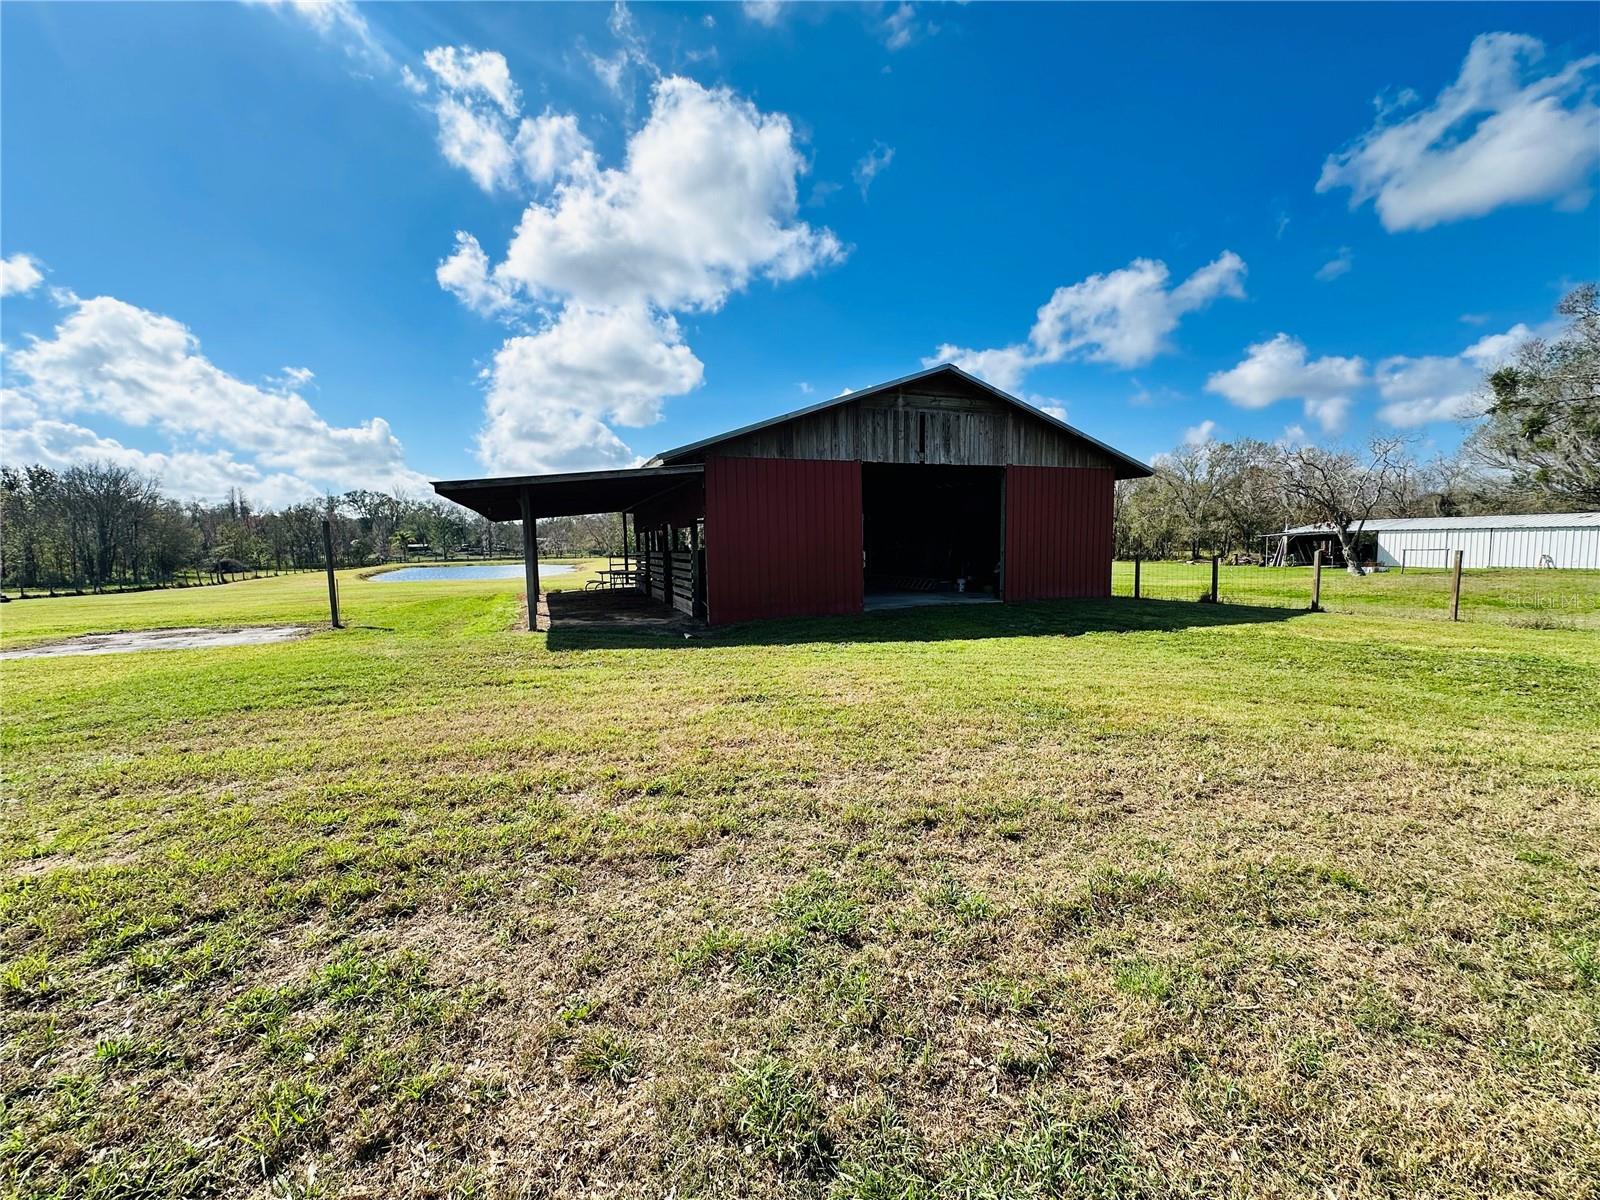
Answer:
[0, 625, 310, 659]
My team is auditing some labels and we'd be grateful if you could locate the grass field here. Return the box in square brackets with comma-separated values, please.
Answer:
[2, 568, 1597, 1198]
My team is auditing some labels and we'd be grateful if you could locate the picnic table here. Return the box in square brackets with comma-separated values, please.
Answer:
[586, 566, 638, 591]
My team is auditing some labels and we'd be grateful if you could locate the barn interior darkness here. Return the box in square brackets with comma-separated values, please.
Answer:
[862, 464, 1003, 594]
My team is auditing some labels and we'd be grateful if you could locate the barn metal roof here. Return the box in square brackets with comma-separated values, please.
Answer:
[432, 464, 703, 522]
[1284, 512, 1600, 535]
[646, 363, 1154, 479]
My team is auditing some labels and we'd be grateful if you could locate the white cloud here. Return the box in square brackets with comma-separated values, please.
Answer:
[742, 1, 929, 50]
[587, 1, 657, 100]
[253, 0, 393, 73]
[271, 365, 317, 390]
[1, 253, 44, 297]
[478, 306, 703, 474]
[1029, 252, 1247, 367]
[1375, 323, 1533, 426]
[1183, 419, 1218, 447]
[422, 45, 519, 116]
[1317, 32, 1600, 231]
[1277, 423, 1310, 450]
[416, 47, 601, 196]
[1303, 394, 1351, 435]
[853, 143, 895, 198]
[421, 46, 523, 192]
[515, 111, 596, 186]
[933, 345, 1034, 393]
[3, 417, 295, 501]
[436, 232, 519, 317]
[434, 97, 519, 192]
[742, 0, 785, 27]
[1, 293, 425, 503]
[1314, 247, 1353, 282]
[490, 77, 843, 313]
[883, 4, 920, 51]
[1206, 333, 1367, 434]
[442, 73, 841, 471]
[930, 252, 1247, 391]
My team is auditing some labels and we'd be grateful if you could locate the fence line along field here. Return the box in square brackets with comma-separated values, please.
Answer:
[1112, 559, 1600, 628]
[2, 567, 1597, 1199]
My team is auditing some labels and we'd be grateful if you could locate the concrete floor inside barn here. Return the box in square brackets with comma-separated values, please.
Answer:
[862, 590, 1002, 611]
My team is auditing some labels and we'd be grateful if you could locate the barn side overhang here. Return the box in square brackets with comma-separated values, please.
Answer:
[432, 465, 705, 630]
[432, 464, 704, 522]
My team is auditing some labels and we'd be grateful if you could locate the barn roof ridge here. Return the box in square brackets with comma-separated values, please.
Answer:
[646, 363, 1152, 478]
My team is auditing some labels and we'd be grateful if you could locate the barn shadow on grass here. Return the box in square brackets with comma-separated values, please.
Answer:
[542, 589, 1306, 652]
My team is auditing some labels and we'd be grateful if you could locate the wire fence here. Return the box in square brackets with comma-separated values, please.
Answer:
[1113, 556, 1600, 630]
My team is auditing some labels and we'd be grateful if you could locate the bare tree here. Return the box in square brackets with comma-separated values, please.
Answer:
[1154, 441, 1230, 560]
[1212, 439, 1284, 558]
[1276, 438, 1409, 575]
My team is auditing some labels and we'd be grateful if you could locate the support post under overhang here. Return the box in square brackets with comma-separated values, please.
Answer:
[519, 488, 539, 632]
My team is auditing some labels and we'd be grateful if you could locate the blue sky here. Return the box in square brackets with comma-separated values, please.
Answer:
[2, 1, 1596, 505]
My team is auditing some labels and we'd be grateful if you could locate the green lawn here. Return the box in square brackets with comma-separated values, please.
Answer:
[2, 570, 1597, 1198]
[1113, 561, 1600, 628]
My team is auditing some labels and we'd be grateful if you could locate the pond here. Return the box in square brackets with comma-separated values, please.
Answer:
[372, 563, 574, 583]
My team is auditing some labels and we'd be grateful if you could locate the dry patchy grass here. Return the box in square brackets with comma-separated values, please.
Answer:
[1, 571, 1597, 1198]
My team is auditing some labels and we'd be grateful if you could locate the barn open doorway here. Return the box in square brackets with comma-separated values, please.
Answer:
[862, 463, 1004, 607]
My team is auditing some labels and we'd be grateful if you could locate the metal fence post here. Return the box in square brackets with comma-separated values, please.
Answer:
[1450, 549, 1463, 621]
[1210, 555, 1220, 603]
[1133, 556, 1141, 599]
[1311, 549, 1323, 612]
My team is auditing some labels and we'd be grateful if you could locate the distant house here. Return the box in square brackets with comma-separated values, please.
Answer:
[1279, 513, 1600, 570]
[433, 364, 1151, 627]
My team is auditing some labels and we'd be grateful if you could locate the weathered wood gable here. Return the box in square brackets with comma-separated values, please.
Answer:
[700, 374, 1119, 469]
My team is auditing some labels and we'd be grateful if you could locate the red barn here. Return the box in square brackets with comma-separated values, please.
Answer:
[433, 364, 1151, 627]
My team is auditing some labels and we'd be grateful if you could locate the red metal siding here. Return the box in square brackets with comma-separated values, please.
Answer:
[1003, 466, 1115, 601]
[704, 456, 864, 625]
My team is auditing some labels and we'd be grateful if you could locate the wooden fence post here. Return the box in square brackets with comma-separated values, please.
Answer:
[1450, 549, 1463, 621]
[321, 518, 342, 629]
[1311, 549, 1323, 612]
[1133, 556, 1141, 599]
[1210, 555, 1220, 603]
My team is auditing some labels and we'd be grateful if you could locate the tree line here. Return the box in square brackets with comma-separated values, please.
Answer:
[1117, 283, 1598, 572]
[0, 469, 612, 597]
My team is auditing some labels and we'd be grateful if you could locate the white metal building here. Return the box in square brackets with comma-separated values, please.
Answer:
[1282, 513, 1600, 570]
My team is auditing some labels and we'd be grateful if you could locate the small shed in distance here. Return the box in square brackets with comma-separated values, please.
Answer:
[434, 364, 1152, 627]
